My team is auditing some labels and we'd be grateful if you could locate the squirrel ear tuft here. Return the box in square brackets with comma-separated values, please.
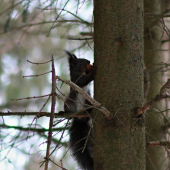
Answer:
[65, 50, 77, 68]
[65, 50, 77, 61]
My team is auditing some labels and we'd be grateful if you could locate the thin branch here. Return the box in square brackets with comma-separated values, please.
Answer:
[68, 37, 93, 40]
[11, 94, 50, 101]
[44, 56, 56, 170]
[27, 59, 52, 65]
[48, 158, 67, 170]
[47, 0, 69, 37]
[0, 20, 91, 35]
[147, 141, 170, 149]
[58, 8, 90, 24]
[0, 124, 67, 132]
[0, 110, 91, 118]
[162, 39, 170, 44]
[160, 79, 170, 95]
[38, 133, 68, 147]
[82, 121, 93, 153]
[86, 39, 93, 51]
[145, 13, 170, 18]
[79, 32, 93, 36]
[38, 95, 51, 115]
[56, 76, 112, 119]
[137, 79, 170, 116]
[0, 0, 24, 16]
[49, 120, 69, 157]
[23, 71, 52, 78]
[28, 96, 51, 130]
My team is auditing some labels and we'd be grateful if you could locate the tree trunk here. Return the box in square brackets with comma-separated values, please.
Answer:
[94, 0, 145, 169]
[144, 0, 165, 169]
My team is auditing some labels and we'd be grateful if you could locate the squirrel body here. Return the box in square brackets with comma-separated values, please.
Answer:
[64, 51, 94, 170]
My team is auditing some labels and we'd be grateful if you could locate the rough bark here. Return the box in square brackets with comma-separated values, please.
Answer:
[94, 0, 145, 169]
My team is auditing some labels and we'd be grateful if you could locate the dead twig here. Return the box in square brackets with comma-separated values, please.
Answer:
[56, 75, 112, 120]
[137, 79, 170, 116]
[0, 109, 92, 118]
[147, 141, 170, 149]
[44, 56, 56, 170]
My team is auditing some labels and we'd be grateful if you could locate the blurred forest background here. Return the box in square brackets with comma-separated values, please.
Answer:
[1, 0, 170, 170]
[0, 0, 93, 170]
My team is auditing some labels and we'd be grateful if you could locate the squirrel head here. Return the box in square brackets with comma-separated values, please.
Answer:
[65, 50, 93, 74]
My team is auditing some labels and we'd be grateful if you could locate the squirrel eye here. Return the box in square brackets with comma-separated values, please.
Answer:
[79, 60, 83, 64]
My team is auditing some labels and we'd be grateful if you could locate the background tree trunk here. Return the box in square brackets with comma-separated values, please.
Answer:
[144, 0, 166, 169]
[94, 0, 145, 169]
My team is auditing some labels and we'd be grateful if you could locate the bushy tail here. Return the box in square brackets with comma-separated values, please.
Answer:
[69, 118, 93, 170]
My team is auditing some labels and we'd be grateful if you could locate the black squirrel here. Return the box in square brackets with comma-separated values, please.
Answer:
[64, 51, 94, 170]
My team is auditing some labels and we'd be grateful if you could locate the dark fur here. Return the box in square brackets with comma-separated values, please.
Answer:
[69, 117, 93, 170]
[64, 51, 94, 170]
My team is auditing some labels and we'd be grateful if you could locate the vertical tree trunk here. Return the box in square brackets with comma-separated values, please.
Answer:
[94, 0, 145, 169]
[144, 0, 165, 169]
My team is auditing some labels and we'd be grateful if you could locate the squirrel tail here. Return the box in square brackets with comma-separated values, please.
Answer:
[69, 117, 93, 170]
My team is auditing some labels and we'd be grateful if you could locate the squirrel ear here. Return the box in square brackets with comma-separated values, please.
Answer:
[65, 50, 77, 68]
[65, 50, 77, 61]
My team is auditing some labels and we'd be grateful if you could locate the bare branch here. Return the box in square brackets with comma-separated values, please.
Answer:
[145, 13, 170, 18]
[160, 79, 170, 95]
[68, 37, 93, 40]
[23, 71, 52, 78]
[48, 158, 67, 170]
[49, 120, 69, 157]
[0, 124, 67, 132]
[27, 59, 52, 65]
[0, 109, 92, 118]
[47, 1, 69, 37]
[137, 79, 170, 116]
[79, 32, 93, 36]
[44, 56, 56, 170]
[56, 76, 112, 120]
[11, 94, 50, 101]
[147, 141, 170, 149]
